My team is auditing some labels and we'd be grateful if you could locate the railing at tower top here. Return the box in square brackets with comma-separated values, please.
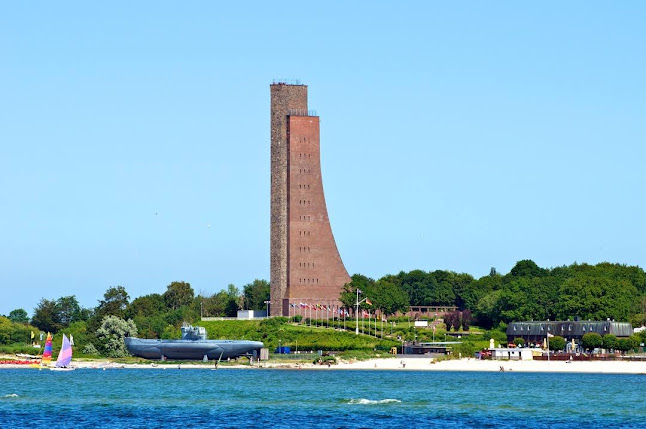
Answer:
[288, 109, 318, 117]
[272, 79, 303, 85]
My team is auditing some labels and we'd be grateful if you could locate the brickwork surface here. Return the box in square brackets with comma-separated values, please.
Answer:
[270, 83, 350, 316]
[270, 83, 307, 316]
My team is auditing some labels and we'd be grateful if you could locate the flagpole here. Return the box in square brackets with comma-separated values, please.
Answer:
[355, 289, 359, 335]
[547, 333, 550, 362]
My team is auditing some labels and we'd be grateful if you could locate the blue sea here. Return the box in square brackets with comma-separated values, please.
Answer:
[1, 369, 644, 428]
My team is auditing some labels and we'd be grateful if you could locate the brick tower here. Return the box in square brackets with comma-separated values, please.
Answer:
[270, 82, 351, 317]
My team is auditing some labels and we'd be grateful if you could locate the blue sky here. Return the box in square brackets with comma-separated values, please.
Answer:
[1, 2, 644, 316]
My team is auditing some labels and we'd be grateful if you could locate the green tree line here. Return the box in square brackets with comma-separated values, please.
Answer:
[342, 260, 646, 329]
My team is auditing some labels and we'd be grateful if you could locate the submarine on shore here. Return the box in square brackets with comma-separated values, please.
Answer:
[124, 324, 264, 361]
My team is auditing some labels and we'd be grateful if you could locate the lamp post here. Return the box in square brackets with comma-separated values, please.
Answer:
[355, 288, 369, 335]
[264, 300, 271, 318]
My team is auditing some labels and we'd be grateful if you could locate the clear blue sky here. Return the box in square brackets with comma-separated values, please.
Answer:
[1, 2, 645, 316]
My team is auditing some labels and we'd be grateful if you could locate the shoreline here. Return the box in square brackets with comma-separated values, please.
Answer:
[2, 357, 646, 374]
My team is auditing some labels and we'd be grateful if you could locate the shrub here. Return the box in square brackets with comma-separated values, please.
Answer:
[602, 334, 617, 351]
[487, 330, 508, 346]
[582, 333, 602, 351]
[513, 338, 525, 347]
[95, 316, 138, 357]
[83, 343, 99, 355]
[548, 336, 566, 351]
[616, 338, 633, 354]
[314, 355, 337, 365]
[291, 315, 303, 323]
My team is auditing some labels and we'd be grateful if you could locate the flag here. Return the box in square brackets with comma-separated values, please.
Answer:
[31, 331, 35, 340]
[70, 334, 74, 346]
[365, 298, 372, 306]
[357, 289, 362, 294]
[547, 333, 554, 338]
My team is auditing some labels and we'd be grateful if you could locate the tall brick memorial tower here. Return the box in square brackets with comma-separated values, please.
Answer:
[270, 82, 351, 317]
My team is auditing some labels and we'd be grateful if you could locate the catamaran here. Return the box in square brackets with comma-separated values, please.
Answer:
[37, 333, 53, 369]
[50, 334, 74, 371]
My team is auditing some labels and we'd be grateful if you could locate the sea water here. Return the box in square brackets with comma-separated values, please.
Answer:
[1, 369, 644, 428]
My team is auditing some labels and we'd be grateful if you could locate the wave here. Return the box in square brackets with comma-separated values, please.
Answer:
[3, 394, 19, 398]
[347, 398, 401, 405]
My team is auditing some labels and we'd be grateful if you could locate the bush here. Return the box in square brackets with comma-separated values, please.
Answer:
[616, 338, 633, 354]
[548, 336, 566, 351]
[259, 317, 288, 330]
[95, 316, 138, 357]
[582, 333, 602, 351]
[83, 343, 99, 355]
[314, 355, 337, 365]
[513, 338, 525, 347]
[487, 330, 508, 346]
[453, 341, 477, 358]
[291, 315, 303, 323]
[602, 334, 617, 351]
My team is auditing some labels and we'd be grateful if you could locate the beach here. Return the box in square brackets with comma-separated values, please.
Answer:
[3, 356, 645, 374]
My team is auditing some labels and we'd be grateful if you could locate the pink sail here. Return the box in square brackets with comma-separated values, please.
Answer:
[55, 334, 72, 368]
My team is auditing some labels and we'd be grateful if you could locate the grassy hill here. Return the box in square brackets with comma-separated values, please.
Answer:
[198, 318, 401, 354]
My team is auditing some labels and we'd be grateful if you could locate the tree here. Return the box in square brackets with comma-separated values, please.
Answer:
[602, 334, 617, 351]
[555, 277, 638, 322]
[339, 274, 375, 311]
[461, 309, 472, 331]
[163, 281, 194, 310]
[201, 291, 231, 318]
[125, 294, 165, 319]
[582, 332, 603, 352]
[369, 279, 409, 316]
[55, 296, 84, 326]
[548, 335, 566, 351]
[8, 308, 29, 324]
[615, 338, 633, 354]
[242, 279, 270, 310]
[0, 317, 13, 344]
[510, 260, 546, 278]
[475, 290, 502, 328]
[31, 298, 61, 333]
[513, 337, 525, 347]
[95, 315, 138, 357]
[444, 311, 459, 331]
[225, 284, 242, 315]
[97, 286, 130, 318]
[398, 270, 439, 306]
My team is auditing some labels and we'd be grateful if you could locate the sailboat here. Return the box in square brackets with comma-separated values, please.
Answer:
[34, 333, 53, 369]
[50, 334, 74, 371]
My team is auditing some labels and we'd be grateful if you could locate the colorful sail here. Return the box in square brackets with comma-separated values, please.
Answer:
[42, 333, 53, 366]
[55, 334, 72, 368]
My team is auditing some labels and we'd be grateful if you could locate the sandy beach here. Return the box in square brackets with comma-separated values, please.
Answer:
[4, 357, 646, 374]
